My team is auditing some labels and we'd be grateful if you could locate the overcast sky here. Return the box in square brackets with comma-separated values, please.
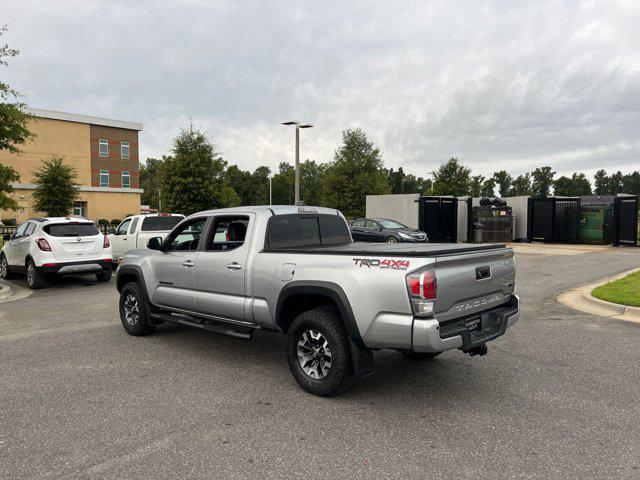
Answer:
[3, 0, 639, 180]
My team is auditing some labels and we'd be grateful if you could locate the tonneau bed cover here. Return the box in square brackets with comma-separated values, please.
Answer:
[263, 242, 508, 257]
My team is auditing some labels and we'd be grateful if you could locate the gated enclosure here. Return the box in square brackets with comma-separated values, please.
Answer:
[417, 196, 458, 242]
[613, 196, 638, 247]
[527, 197, 580, 243]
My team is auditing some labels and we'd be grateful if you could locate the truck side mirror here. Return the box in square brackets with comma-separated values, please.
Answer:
[147, 237, 163, 250]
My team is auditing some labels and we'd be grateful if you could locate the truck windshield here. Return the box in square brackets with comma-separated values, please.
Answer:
[266, 214, 351, 249]
[141, 216, 184, 231]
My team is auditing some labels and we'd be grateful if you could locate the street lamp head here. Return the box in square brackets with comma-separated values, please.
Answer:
[282, 121, 300, 126]
[299, 124, 314, 129]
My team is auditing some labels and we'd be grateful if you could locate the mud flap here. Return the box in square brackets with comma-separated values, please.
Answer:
[350, 340, 374, 377]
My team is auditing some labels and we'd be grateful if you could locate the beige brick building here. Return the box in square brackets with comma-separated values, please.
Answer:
[0, 108, 143, 223]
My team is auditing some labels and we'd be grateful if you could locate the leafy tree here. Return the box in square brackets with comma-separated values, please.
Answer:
[160, 123, 232, 215]
[299, 160, 326, 206]
[553, 173, 592, 196]
[139, 156, 166, 209]
[608, 171, 624, 194]
[509, 173, 532, 196]
[594, 169, 609, 195]
[271, 162, 295, 205]
[387, 167, 430, 195]
[470, 175, 484, 198]
[32, 156, 79, 216]
[0, 26, 34, 154]
[0, 163, 20, 210]
[531, 166, 555, 197]
[493, 170, 512, 197]
[480, 177, 496, 197]
[321, 128, 390, 217]
[431, 157, 471, 196]
[223, 165, 252, 205]
[1, 26, 33, 211]
[622, 171, 640, 197]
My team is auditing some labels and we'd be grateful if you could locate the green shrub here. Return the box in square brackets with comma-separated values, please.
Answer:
[110, 219, 122, 225]
[97, 218, 109, 225]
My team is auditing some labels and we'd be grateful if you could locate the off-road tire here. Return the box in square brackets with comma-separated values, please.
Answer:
[0, 254, 12, 279]
[287, 306, 353, 397]
[96, 268, 112, 282]
[26, 259, 46, 289]
[119, 282, 155, 336]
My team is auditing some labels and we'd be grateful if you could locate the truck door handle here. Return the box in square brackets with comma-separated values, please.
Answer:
[226, 262, 242, 270]
[182, 260, 194, 268]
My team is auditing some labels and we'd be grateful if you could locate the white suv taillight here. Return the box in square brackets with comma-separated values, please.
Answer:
[103, 235, 110, 248]
[406, 269, 436, 315]
[36, 238, 52, 251]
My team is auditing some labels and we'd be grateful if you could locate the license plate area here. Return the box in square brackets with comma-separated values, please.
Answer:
[464, 315, 480, 331]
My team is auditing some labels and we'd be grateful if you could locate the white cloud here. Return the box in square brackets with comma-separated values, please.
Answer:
[2, 0, 639, 180]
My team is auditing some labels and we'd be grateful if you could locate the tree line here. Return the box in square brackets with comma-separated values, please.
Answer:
[141, 124, 640, 219]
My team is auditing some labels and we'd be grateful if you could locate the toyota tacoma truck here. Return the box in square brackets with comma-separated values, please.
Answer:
[116, 205, 519, 396]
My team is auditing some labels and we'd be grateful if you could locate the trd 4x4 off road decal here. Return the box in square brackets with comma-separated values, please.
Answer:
[353, 258, 410, 271]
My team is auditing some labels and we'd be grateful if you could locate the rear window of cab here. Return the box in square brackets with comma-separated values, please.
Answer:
[141, 216, 184, 231]
[44, 223, 100, 237]
[266, 214, 351, 249]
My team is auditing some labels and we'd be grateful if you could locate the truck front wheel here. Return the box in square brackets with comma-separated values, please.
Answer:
[287, 306, 353, 396]
[119, 282, 155, 336]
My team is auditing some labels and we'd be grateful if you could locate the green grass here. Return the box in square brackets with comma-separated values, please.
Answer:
[592, 271, 640, 307]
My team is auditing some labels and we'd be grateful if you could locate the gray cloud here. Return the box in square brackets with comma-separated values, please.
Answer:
[3, 0, 639, 180]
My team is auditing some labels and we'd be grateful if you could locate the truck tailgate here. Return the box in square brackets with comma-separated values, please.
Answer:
[434, 247, 515, 322]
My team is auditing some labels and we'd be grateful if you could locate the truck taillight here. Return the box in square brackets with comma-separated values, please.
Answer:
[36, 238, 52, 251]
[406, 269, 436, 315]
[103, 235, 110, 248]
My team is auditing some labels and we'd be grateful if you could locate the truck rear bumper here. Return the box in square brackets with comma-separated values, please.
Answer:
[412, 294, 520, 353]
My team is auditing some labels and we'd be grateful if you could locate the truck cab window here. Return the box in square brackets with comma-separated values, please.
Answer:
[116, 219, 131, 236]
[207, 216, 249, 251]
[166, 218, 206, 251]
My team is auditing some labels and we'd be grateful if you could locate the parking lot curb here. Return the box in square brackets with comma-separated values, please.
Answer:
[0, 280, 33, 303]
[556, 267, 640, 324]
[0, 282, 13, 301]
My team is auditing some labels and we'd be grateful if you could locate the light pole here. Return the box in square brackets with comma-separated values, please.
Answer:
[268, 175, 273, 205]
[282, 121, 313, 204]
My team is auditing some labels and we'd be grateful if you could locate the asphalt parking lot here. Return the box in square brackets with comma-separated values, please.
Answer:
[2, 250, 640, 479]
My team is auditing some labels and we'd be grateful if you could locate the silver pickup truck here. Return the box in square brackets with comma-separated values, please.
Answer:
[116, 205, 519, 396]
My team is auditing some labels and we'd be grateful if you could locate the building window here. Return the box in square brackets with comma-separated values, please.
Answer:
[73, 202, 85, 217]
[122, 171, 130, 188]
[121, 141, 130, 159]
[100, 170, 109, 187]
[99, 139, 109, 157]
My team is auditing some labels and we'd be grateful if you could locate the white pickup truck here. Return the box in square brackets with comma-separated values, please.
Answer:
[109, 214, 184, 262]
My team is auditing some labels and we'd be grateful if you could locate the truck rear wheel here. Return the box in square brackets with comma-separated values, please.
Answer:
[119, 282, 155, 336]
[287, 306, 353, 396]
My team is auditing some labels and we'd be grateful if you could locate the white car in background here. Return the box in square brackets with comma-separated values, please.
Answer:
[0, 217, 113, 289]
[109, 214, 184, 262]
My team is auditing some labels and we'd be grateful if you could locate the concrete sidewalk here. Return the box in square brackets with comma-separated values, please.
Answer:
[556, 267, 640, 323]
[509, 243, 622, 256]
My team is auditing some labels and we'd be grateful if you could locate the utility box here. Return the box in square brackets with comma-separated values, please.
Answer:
[579, 205, 613, 244]
[472, 205, 514, 242]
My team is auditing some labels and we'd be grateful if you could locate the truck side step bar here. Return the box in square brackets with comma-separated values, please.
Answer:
[150, 312, 258, 340]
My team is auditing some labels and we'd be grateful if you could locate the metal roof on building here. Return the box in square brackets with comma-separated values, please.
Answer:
[24, 108, 143, 131]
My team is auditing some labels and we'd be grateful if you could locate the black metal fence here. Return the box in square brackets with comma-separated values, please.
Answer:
[527, 197, 580, 243]
[417, 196, 458, 242]
[613, 196, 638, 247]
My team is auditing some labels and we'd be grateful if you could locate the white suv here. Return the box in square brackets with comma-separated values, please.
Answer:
[0, 217, 113, 289]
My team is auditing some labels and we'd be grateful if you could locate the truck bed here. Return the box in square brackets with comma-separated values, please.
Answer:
[262, 242, 507, 257]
